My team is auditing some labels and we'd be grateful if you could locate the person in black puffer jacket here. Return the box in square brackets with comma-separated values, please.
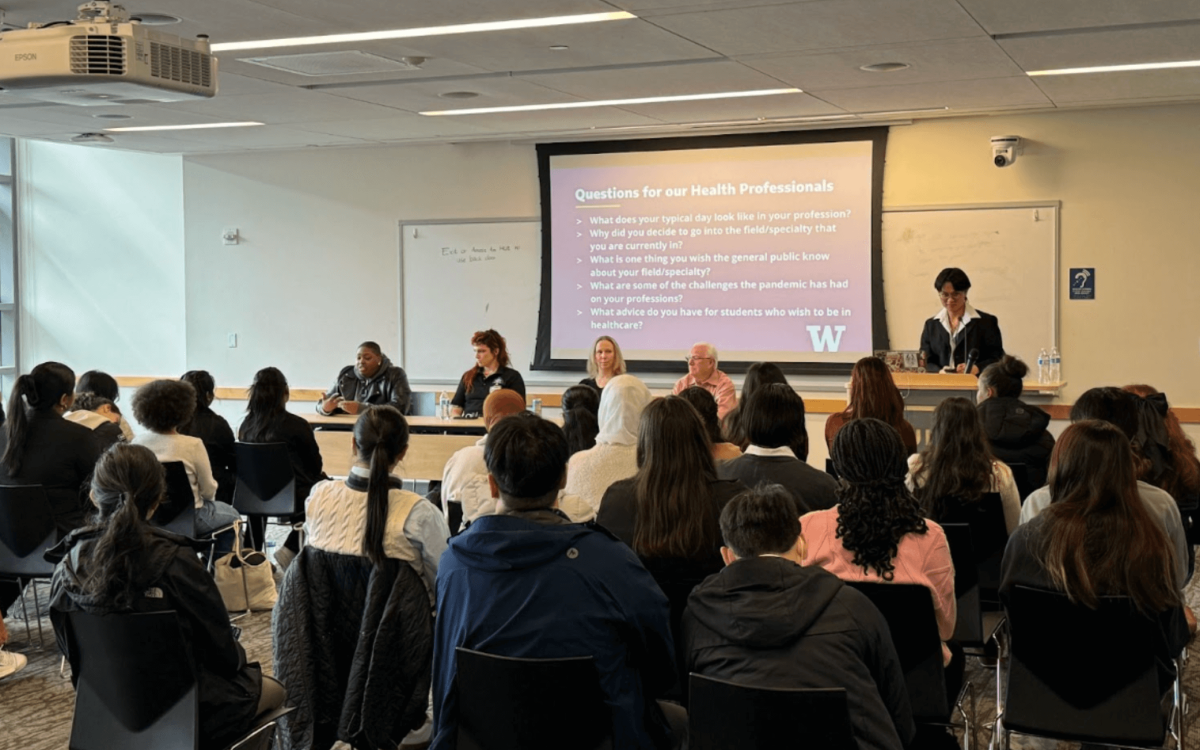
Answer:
[976, 355, 1055, 490]
[317, 341, 412, 416]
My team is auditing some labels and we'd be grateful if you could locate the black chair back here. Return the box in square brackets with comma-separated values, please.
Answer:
[825, 458, 839, 479]
[688, 674, 855, 750]
[1003, 585, 1169, 746]
[941, 523, 983, 645]
[233, 442, 297, 517]
[934, 492, 1007, 601]
[1007, 463, 1037, 502]
[455, 648, 612, 750]
[66, 610, 199, 750]
[846, 582, 948, 722]
[0, 484, 58, 578]
[151, 461, 197, 538]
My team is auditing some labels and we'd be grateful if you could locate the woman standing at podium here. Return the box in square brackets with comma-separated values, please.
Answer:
[919, 268, 1004, 374]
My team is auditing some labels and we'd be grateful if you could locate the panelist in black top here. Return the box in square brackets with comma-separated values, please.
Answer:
[317, 341, 412, 416]
[451, 329, 526, 418]
[919, 267, 1004, 374]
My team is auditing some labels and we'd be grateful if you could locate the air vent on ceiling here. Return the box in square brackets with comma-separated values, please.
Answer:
[240, 50, 420, 77]
[150, 42, 213, 87]
[70, 35, 126, 75]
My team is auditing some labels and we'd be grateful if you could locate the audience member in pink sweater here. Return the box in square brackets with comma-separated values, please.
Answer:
[802, 418, 957, 666]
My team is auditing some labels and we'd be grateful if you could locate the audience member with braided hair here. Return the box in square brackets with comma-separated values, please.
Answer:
[803, 418, 957, 667]
[908, 396, 1021, 533]
[48, 443, 286, 748]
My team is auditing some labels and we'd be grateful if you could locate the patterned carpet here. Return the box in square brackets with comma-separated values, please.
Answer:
[3, 552, 1198, 750]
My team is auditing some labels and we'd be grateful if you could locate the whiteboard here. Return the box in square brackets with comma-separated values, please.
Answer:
[881, 204, 1059, 368]
[400, 219, 541, 381]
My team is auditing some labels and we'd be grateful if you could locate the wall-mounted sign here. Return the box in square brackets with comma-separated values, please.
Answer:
[1069, 268, 1094, 300]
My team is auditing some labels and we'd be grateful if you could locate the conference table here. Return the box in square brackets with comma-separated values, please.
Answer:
[305, 412, 562, 480]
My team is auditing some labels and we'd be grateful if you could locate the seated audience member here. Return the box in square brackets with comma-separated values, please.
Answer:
[976, 356, 1054, 488]
[304, 405, 449, 602]
[441, 389, 528, 532]
[0, 362, 101, 534]
[561, 374, 653, 521]
[1124, 384, 1200, 506]
[238, 367, 328, 563]
[1001, 420, 1196, 696]
[580, 335, 625, 392]
[561, 384, 601, 456]
[1020, 386, 1191, 590]
[597, 397, 745, 634]
[433, 413, 683, 750]
[450, 329, 525, 418]
[676, 386, 742, 463]
[65, 391, 124, 453]
[718, 384, 836, 512]
[683, 484, 915, 750]
[721, 361, 789, 451]
[672, 342, 736, 419]
[76, 369, 134, 441]
[318, 341, 412, 416]
[179, 371, 236, 506]
[0, 614, 27, 680]
[909, 397, 1021, 533]
[826, 357, 918, 455]
[131, 380, 241, 550]
[48, 444, 286, 748]
[804, 418, 957, 668]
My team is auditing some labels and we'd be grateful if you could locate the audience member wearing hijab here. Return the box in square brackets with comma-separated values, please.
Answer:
[561, 374, 653, 521]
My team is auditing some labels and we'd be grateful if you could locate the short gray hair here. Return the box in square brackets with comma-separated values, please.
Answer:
[692, 341, 718, 364]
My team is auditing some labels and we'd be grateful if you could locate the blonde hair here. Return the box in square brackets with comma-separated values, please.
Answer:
[586, 336, 627, 379]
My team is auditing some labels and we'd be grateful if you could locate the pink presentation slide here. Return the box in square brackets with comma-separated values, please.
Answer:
[549, 140, 875, 363]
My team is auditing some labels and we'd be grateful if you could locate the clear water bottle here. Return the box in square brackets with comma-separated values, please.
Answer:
[438, 392, 450, 420]
[1037, 348, 1048, 384]
[266, 539, 277, 562]
[1049, 346, 1061, 383]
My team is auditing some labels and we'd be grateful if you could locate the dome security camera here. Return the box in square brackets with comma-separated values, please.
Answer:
[991, 135, 1020, 168]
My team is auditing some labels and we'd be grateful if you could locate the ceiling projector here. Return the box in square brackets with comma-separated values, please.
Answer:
[0, 1, 217, 106]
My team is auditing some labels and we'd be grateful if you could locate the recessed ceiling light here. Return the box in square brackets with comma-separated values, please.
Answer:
[549, 45, 569, 51]
[71, 133, 115, 143]
[859, 62, 910, 73]
[104, 121, 264, 132]
[130, 13, 182, 25]
[210, 11, 635, 52]
[439, 91, 480, 99]
[1028, 59, 1200, 76]
[93, 113, 133, 120]
[420, 88, 801, 116]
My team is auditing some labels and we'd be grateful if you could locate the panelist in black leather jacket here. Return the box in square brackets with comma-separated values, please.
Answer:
[317, 341, 412, 416]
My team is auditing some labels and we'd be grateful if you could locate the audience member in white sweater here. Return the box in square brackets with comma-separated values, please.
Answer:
[440, 388, 528, 532]
[130, 379, 241, 551]
[560, 374, 653, 521]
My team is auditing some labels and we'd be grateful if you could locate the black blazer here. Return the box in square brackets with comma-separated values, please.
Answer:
[0, 411, 102, 533]
[920, 310, 1004, 372]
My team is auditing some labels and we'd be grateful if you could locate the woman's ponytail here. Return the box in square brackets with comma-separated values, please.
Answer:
[353, 406, 410, 567]
[2, 363, 75, 475]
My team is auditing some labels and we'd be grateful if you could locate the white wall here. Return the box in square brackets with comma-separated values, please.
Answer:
[17, 141, 186, 377]
[20, 102, 1200, 411]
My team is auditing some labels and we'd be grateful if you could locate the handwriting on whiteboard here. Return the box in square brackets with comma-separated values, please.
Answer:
[440, 245, 521, 264]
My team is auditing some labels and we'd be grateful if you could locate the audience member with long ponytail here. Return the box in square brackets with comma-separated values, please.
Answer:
[179, 370, 237, 506]
[803, 418, 957, 667]
[1124, 384, 1200, 506]
[0, 362, 102, 533]
[237, 367, 328, 562]
[560, 384, 600, 456]
[825, 357, 918, 455]
[304, 405, 449, 600]
[1001, 420, 1196, 693]
[48, 443, 286, 748]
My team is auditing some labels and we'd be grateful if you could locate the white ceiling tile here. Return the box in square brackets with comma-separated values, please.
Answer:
[742, 38, 1024, 90]
[811, 76, 1052, 112]
[436, 107, 664, 133]
[156, 91, 406, 124]
[617, 91, 845, 122]
[646, 0, 987, 57]
[1031, 68, 1200, 104]
[999, 25, 1200, 72]
[245, 0, 615, 30]
[217, 45, 491, 85]
[521, 60, 788, 98]
[6, 104, 238, 129]
[956, 0, 1200, 35]
[214, 73, 305, 96]
[289, 113, 500, 141]
[616, 0, 814, 11]
[328, 77, 582, 114]
[132, 124, 372, 149]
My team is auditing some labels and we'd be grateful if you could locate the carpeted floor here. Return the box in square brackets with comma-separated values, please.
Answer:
[3, 549, 1199, 750]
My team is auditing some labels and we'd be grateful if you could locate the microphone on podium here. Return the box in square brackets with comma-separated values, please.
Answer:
[964, 348, 980, 376]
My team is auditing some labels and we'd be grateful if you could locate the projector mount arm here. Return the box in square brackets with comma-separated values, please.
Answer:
[74, 1, 131, 24]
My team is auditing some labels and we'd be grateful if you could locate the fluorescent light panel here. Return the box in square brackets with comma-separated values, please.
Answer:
[210, 12, 636, 52]
[104, 122, 264, 132]
[1028, 59, 1200, 76]
[421, 88, 803, 116]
